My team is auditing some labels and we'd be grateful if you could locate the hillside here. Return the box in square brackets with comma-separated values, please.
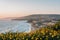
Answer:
[12, 14, 60, 21]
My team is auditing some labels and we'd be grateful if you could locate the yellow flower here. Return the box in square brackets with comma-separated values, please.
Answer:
[31, 37, 34, 39]
[53, 31, 57, 36]
[41, 30, 45, 35]
[49, 33, 52, 35]
[46, 36, 48, 38]
[9, 34, 13, 39]
[16, 38, 20, 40]
[52, 35, 54, 38]
[40, 38, 42, 40]
[26, 38, 28, 40]
[22, 37, 24, 39]
[35, 38, 38, 40]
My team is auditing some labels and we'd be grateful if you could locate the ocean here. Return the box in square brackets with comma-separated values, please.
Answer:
[0, 20, 31, 33]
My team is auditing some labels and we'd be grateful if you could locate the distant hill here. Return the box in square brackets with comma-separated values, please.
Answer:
[12, 14, 60, 21]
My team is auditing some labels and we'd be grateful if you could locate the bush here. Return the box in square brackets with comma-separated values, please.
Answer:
[0, 22, 60, 40]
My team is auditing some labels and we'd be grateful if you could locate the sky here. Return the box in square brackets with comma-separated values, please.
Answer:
[0, 0, 60, 18]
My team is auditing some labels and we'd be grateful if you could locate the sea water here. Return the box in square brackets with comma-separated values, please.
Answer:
[0, 20, 31, 33]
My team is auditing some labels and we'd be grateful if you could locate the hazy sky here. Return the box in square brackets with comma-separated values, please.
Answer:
[0, 0, 60, 18]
